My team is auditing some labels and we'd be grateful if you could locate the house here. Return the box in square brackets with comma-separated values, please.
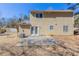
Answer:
[12, 20, 31, 36]
[18, 10, 74, 36]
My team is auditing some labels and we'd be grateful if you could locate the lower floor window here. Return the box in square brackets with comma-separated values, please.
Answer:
[49, 25, 53, 31]
[63, 25, 68, 32]
[31, 26, 38, 35]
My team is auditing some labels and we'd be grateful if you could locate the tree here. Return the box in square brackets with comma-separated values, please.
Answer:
[6, 14, 29, 28]
[18, 14, 29, 23]
[67, 3, 76, 10]
[7, 16, 18, 28]
[67, 3, 79, 27]
[0, 17, 7, 27]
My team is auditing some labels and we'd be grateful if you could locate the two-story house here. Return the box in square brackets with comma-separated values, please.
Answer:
[18, 10, 74, 36]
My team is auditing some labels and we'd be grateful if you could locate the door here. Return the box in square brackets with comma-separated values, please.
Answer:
[31, 26, 39, 36]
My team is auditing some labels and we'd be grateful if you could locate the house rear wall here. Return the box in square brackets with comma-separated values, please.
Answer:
[30, 12, 74, 35]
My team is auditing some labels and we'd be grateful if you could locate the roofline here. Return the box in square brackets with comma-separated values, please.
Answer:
[31, 10, 73, 13]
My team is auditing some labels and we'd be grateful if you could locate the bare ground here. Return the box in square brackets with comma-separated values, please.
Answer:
[0, 33, 79, 56]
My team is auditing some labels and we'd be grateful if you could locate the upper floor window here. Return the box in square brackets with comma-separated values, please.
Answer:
[36, 13, 43, 18]
[63, 25, 68, 32]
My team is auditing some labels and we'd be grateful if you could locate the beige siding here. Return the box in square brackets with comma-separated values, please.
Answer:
[30, 12, 74, 35]
[23, 28, 30, 36]
[18, 24, 31, 36]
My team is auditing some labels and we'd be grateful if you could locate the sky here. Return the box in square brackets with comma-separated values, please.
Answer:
[0, 3, 69, 18]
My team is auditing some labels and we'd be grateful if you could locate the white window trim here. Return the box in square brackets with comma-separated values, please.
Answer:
[30, 26, 39, 36]
[48, 25, 54, 31]
[63, 25, 68, 32]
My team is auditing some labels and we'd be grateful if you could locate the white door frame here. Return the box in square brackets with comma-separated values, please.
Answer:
[30, 26, 39, 36]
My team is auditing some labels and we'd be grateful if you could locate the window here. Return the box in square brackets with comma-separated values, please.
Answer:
[31, 27, 34, 34]
[49, 25, 53, 31]
[63, 25, 68, 32]
[31, 26, 39, 35]
[36, 13, 43, 18]
[35, 27, 38, 34]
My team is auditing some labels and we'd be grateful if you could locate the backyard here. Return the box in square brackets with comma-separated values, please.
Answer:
[0, 32, 79, 56]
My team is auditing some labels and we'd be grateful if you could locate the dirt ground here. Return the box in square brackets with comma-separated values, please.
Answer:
[0, 33, 79, 56]
[0, 32, 19, 46]
[53, 35, 79, 49]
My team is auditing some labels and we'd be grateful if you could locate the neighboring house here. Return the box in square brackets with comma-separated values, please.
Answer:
[17, 10, 74, 36]
[16, 21, 31, 36]
[19, 22, 31, 36]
